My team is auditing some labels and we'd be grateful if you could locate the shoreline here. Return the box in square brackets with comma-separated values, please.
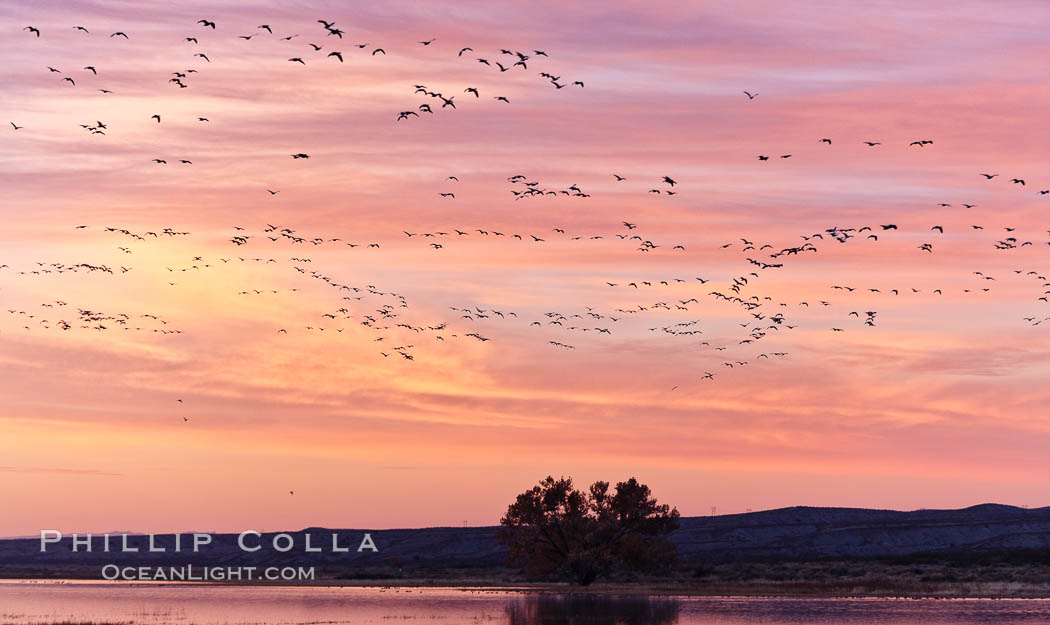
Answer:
[5, 577, 1050, 599]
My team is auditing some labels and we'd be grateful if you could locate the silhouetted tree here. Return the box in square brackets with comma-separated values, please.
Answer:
[497, 475, 680, 585]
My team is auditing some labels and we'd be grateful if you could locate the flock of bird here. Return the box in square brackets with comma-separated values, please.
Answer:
[5, 14, 1050, 424]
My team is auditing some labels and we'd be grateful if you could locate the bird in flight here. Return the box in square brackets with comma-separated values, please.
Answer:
[8, 10, 1046, 414]
[24, 26, 40, 37]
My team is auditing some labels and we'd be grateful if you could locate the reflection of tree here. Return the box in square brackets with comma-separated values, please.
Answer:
[506, 594, 680, 625]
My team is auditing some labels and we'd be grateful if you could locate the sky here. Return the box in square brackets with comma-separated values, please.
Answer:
[1, 0, 1050, 536]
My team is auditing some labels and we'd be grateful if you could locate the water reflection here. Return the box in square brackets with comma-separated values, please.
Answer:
[507, 594, 680, 625]
[3, 583, 1050, 625]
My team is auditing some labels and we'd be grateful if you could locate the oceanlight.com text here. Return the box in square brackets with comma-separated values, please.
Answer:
[100, 564, 316, 581]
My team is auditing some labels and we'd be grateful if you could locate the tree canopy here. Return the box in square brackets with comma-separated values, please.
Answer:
[497, 476, 680, 585]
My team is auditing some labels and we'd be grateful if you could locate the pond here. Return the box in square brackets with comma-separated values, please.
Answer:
[2, 582, 1049, 625]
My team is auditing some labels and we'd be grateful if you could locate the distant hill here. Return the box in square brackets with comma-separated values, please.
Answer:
[4, 504, 1050, 578]
[672, 503, 1050, 561]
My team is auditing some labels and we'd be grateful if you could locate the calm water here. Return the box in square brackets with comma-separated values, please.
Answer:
[2, 582, 1050, 625]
